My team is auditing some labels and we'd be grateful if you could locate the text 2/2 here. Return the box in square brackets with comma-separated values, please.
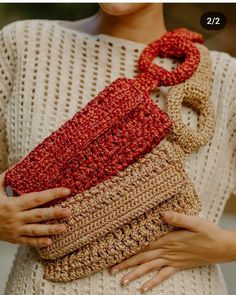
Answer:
[200, 12, 226, 30]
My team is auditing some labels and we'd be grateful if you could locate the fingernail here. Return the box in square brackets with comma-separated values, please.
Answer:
[62, 188, 70, 194]
[110, 268, 119, 275]
[62, 209, 71, 217]
[140, 286, 149, 293]
[122, 279, 129, 287]
[160, 211, 172, 219]
[45, 239, 52, 246]
[58, 225, 66, 231]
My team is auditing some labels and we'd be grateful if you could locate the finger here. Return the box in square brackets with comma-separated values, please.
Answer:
[17, 187, 71, 210]
[110, 249, 163, 274]
[18, 236, 53, 248]
[20, 223, 67, 236]
[139, 266, 176, 293]
[20, 207, 71, 223]
[120, 259, 167, 287]
[0, 172, 8, 198]
[160, 211, 208, 232]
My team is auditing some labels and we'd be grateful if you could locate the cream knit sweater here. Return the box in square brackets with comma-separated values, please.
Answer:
[1, 19, 236, 295]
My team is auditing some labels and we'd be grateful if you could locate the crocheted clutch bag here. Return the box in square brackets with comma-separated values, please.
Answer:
[39, 43, 215, 282]
[42, 143, 200, 282]
[4, 28, 202, 200]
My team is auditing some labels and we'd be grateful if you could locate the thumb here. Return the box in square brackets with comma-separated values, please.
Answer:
[0, 171, 8, 198]
[160, 211, 208, 232]
[0, 163, 19, 199]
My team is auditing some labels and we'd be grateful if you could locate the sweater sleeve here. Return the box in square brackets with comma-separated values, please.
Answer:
[227, 56, 236, 197]
[0, 24, 15, 173]
[230, 102, 236, 198]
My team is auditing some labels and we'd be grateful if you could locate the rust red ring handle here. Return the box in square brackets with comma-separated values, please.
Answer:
[133, 28, 204, 92]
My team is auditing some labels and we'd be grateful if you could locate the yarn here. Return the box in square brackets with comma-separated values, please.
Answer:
[39, 43, 214, 282]
[43, 143, 201, 282]
[5, 28, 201, 201]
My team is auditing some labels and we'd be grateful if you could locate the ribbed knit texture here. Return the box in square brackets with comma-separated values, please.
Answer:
[1, 19, 235, 294]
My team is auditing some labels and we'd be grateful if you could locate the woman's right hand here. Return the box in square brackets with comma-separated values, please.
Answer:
[0, 172, 72, 248]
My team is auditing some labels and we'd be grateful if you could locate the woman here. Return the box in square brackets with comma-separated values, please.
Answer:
[0, 3, 235, 294]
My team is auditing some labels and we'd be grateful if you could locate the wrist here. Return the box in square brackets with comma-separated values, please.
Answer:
[222, 229, 236, 262]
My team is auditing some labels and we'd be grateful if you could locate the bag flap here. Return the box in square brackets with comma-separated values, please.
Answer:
[38, 142, 188, 260]
[5, 77, 171, 195]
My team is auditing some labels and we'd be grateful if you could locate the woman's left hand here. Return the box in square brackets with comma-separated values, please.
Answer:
[109, 211, 236, 293]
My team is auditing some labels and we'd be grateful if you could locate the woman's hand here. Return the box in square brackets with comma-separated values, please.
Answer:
[109, 211, 236, 293]
[0, 172, 72, 248]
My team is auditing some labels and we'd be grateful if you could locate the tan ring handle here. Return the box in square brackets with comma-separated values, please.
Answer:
[165, 44, 215, 155]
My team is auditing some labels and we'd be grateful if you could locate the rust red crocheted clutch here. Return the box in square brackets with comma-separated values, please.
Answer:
[5, 28, 203, 199]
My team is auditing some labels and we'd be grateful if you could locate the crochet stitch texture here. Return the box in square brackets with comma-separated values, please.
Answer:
[42, 142, 201, 282]
[5, 28, 202, 200]
[39, 43, 214, 282]
[3, 28, 215, 282]
[2, 19, 235, 295]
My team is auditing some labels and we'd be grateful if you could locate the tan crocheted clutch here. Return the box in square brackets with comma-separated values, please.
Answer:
[37, 43, 215, 282]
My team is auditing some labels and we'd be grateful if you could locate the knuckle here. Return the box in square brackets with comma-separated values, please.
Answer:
[118, 262, 126, 269]
[147, 261, 157, 272]
[162, 241, 175, 250]
[11, 229, 20, 239]
[169, 261, 178, 268]
[165, 240, 175, 247]
[34, 196, 43, 205]
[30, 228, 38, 236]
[7, 219, 19, 233]
[139, 254, 149, 264]
[2, 202, 14, 212]
[18, 218, 27, 229]
[17, 202, 27, 211]
[34, 212, 43, 220]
